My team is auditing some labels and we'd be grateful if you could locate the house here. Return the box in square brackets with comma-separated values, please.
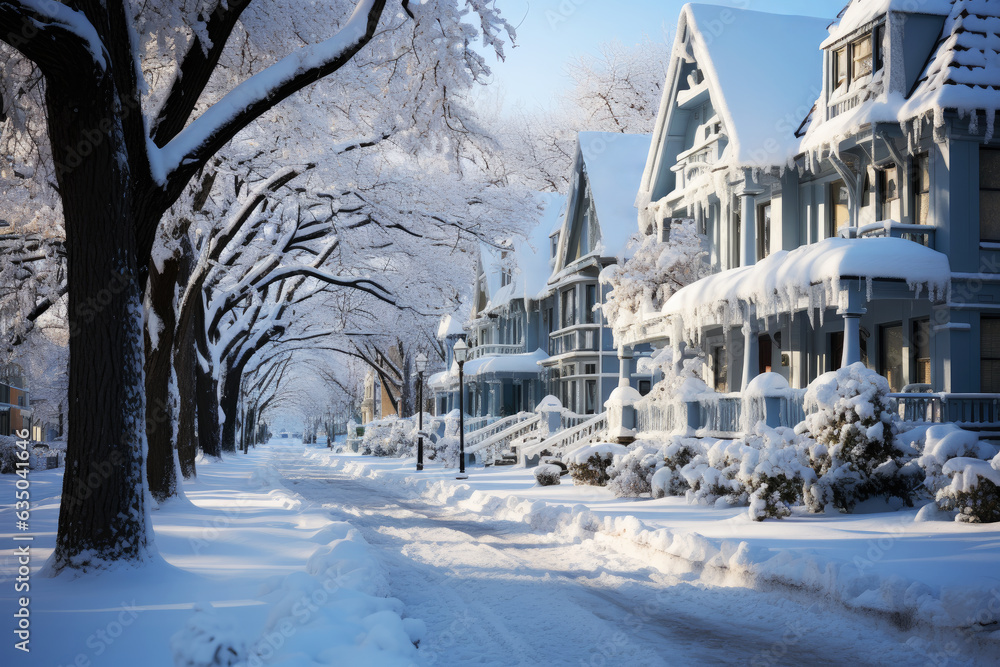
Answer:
[430, 194, 563, 419]
[0, 364, 34, 439]
[542, 132, 655, 414]
[617, 0, 1000, 424]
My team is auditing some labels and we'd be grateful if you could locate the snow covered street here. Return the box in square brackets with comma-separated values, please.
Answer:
[273, 442, 988, 666]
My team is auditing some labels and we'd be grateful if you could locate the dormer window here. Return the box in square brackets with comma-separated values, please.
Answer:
[551, 235, 558, 258]
[830, 22, 884, 96]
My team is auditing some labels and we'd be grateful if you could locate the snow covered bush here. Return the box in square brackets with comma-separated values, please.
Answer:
[650, 437, 706, 497]
[533, 464, 562, 487]
[607, 441, 662, 498]
[599, 218, 707, 342]
[736, 426, 816, 521]
[425, 412, 462, 468]
[171, 605, 248, 667]
[936, 454, 1000, 523]
[362, 418, 415, 458]
[797, 363, 918, 513]
[0, 435, 21, 474]
[567, 443, 628, 486]
[915, 424, 998, 495]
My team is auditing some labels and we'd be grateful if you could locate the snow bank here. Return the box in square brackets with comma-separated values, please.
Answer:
[327, 452, 1000, 637]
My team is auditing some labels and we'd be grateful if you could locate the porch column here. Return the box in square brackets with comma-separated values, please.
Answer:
[838, 286, 867, 367]
[741, 307, 760, 391]
[619, 344, 634, 385]
[737, 170, 765, 267]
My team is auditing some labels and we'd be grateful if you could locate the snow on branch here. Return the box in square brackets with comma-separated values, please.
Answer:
[0, 0, 107, 71]
[151, 0, 386, 189]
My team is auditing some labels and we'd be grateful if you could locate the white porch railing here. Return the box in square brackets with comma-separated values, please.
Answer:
[890, 393, 1000, 428]
[519, 412, 608, 463]
[465, 414, 542, 464]
[465, 411, 533, 448]
[469, 343, 526, 360]
[463, 415, 496, 433]
[636, 398, 681, 434]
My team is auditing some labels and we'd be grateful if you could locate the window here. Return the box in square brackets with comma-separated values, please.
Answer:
[712, 346, 727, 393]
[638, 380, 651, 396]
[875, 24, 886, 72]
[830, 331, 844, 372]
[584, 363, 597, 375]
[913, 153, 930, 226]
[880, 323, 904, 392]
[829, 180, 850, 237]
[756, 203, 771, 261]
[546, 307, 554, 335]
[982, 317, 1000, 392]
[585, 284, 597, 324]
[758, 334, 773, 374]
[0, 409, 8, 437]
[851, 35, 873, 81]
[0, 384, 8, 404]
[981, 148, 1000, 241]
[912, 319, 931, 385]
[833, 46, 848, 92]
[551, 235, 559, 258]
[561, 289, 575, 328]
[878, 166, 898, 221]
[585, 380, 598, 414]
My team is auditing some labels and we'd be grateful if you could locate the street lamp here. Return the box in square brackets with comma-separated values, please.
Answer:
[453, 338, 469, 478]
[415, 352, 427, 471]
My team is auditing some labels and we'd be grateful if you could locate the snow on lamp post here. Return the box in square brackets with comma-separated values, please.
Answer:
[415, 352, 427, 472]
[453, 338, 469, 479]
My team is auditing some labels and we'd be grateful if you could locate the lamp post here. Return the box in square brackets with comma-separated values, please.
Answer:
[415, 352, 427, 471]
[453, 338, 469, 478]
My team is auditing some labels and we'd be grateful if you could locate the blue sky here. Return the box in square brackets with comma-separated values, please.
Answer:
[478, 0, 849, 114]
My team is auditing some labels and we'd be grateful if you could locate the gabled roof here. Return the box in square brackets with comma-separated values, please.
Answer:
[902, 0, 1000, 135]
[653, 4, 830, 170]
[555, 132, 651, 274]
[479, 192, 566, 311]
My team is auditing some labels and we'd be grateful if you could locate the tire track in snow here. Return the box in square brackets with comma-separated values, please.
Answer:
[273, 445, 957, 666]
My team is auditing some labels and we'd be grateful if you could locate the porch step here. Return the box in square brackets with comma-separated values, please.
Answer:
[493, 452, 518, 467]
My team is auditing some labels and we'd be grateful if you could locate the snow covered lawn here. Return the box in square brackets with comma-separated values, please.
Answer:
[0, 442, 422, 666]
[319, 449, 1000, 643]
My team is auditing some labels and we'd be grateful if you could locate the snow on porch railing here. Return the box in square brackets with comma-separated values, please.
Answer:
[632, 388, 809, 439]
[699, 394, 742, 437]
[520, 411, 608, 463]
[464, 412, 533, 449]
[560, 410, 594, 429]
[636, 398, 681, 434]
[465, 413, 542, 464]
[890, 393, 1000, 427]
[463, 415, 495, 433]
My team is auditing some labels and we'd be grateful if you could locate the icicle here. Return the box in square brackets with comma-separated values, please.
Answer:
[986, 109, 997, 144]
[866, 276, 873, 302]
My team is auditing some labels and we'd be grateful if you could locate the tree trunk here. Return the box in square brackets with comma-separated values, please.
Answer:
[48, 77, 150, 570]
[174, 241, 198, 478]
[219, 364, 242, 453]
[144, 259, 180, 501]
[194, 292, 222, 458]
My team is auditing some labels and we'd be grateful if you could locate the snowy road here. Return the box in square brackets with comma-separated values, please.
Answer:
[272, 446, 966, 667]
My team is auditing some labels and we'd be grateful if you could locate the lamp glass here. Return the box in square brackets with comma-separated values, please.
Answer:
[453, 339, 468, 364]
[415, 352, 427, 373]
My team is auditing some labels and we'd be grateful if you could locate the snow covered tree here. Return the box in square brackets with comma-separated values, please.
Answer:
[600, 218, 708, 343]
[0, 0, 515, 572]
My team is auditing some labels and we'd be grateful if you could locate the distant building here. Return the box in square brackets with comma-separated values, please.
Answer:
[0, 364, 35, 439]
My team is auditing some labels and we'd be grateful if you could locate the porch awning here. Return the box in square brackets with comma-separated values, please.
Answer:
[661, 236, 950, 331]
[465, 348, 548, 379]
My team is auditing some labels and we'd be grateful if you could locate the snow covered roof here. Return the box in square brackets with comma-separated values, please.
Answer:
[902, 0, 1000, 137]
[822, 0, 953, 48]
[437, 311, 467, 340]
[673, 4, 831, 168]
[661, 237, 950, 330]
[577, 132, 651, 258]
[464, 348, 548, 378]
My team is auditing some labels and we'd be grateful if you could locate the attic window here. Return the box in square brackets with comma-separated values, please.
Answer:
[852, 35, 873, 80]
[830, 23, 884, 96]
[551, 236, 558, 257]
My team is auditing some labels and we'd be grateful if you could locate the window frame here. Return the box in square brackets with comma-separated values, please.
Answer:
[879, 322, 905, 392]
[829, 179, 850, 237]
[982, 317, 1000, 392]
[980, 148, 1000, 242]
[756, 202, 771, 261]
[911, 318, 931, 386]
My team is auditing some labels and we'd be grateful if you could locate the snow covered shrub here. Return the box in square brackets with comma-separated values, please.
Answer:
[936, 454, 1000, 523]
[599, 218, 708, 342]
[798, 363, 918, 513]
[736, 426, 816, 521]
[916, 424, 998, 496]
[171, 606, 248, 667]
[607, 441, 662, 498]
[363, 418, 415, 458]
[0, 435, 20, 474]
[650, 437, 706, 497]
[534, 464, 562, 486]
[567, 443, 628, 486]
